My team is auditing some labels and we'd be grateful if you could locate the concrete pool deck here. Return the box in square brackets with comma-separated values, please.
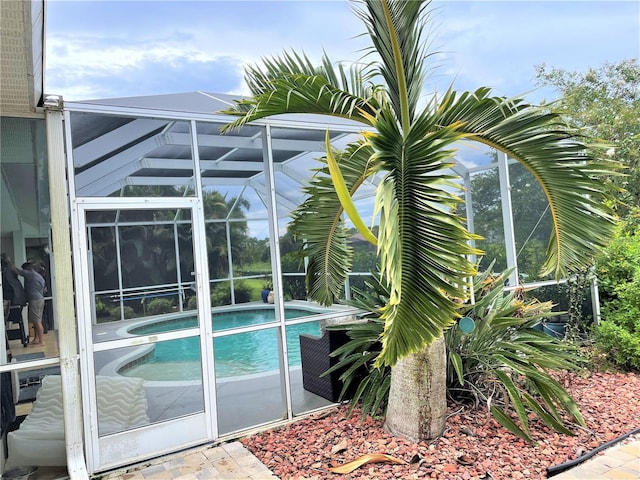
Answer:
[139, 367, 333, 434]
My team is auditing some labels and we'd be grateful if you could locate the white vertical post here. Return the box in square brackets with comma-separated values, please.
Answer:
[463, 171, 476, 304]
[262, 125, 293, 420]
[497, 152, 519, 287]
[189, 120, 216, 440]
[590, 267, 602, 326]
[44, 98, 89, 478]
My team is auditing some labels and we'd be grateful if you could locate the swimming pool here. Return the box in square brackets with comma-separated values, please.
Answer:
[118, 307, 325, 380]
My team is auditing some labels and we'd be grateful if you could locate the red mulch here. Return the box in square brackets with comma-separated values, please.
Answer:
[241, 370, 640, 479]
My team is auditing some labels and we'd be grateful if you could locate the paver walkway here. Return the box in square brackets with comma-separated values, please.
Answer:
[551, 436, 640, 480]
[99, 442, 277, 480]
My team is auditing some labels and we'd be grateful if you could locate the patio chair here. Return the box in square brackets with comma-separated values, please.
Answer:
[4, 374, 149, 468]
[299, 329, 358, 402]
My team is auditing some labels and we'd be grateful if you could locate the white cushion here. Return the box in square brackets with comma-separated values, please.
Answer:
[5, 374, 149, 468]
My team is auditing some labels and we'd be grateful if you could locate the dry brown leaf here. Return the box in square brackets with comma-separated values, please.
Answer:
[330, 439, 348, 455]
[328, 453, 406, 474]
[460, 426, 476, 436]
[456, 454, 476, 465]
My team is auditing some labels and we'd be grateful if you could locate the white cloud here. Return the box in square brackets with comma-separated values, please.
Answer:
[45, 0, 639, 102]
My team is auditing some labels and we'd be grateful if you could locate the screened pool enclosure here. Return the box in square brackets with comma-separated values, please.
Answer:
[2, 90, 597, 475]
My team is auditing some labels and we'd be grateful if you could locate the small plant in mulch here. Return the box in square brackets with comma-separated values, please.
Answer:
[243, 370, 640, 480]
[326, 261, 588, 444]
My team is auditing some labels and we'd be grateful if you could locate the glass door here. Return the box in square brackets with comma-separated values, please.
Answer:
[73, 200, 215, 473]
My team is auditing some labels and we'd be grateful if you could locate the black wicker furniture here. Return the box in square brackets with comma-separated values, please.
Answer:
[299, 329, 355, 402]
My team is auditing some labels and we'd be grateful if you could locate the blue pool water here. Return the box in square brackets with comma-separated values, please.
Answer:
[121, 307, 323, 380]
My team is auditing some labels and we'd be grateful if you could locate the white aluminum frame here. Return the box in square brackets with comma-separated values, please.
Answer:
[36, 95, 593, 476]
[62, 102, 349, 474]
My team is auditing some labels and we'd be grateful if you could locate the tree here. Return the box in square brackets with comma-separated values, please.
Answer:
[470, 161, 552, 281]
[222, 0, 617, 441]
[535, 59, 640, 215]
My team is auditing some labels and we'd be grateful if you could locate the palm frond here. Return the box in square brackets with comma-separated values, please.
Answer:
[373, 106, 481, 366]
[354, 0, 436, 124]
[435, 88, 620, 278]
[221, 0, 617, 376]
[290, 140, 378, 305]
[220, 50, 382, 132]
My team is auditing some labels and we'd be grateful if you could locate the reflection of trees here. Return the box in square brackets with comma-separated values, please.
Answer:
[119, 223, 177, 287]
[90, 210, 193, 292]
[471, 162, 551, 280]
[90, 226, 118, 291]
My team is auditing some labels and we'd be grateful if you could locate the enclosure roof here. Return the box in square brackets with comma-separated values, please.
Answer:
[70, 91, 367, 129]
[64, 91, 380, 215]
[62, 91, 488, 218]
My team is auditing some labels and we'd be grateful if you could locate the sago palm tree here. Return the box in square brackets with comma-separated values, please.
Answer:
[221, 0, 618, 441]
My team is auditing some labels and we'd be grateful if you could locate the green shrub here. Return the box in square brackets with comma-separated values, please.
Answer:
[445, 267, 586, 443]
[95, 297, 111, 317]
[594, 209, 640, 370]
[210, 280, 253, 306]
[145, 298, 173, 315]
[186, 295, 197, 310]
[233, 280, 252, 303]
[211, 282, 231, 306]
[110, 305, 135, 320]
[596, 320, 640, 369]
[327, 263, 586, 443]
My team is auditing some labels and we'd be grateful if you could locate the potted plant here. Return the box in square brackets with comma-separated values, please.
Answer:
[261, 278, 273, 303]
[542, 314, 569, 339]
[540, 270, 592, 340]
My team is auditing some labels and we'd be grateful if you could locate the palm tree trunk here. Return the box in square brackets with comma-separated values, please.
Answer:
[383, 335, 447, 442]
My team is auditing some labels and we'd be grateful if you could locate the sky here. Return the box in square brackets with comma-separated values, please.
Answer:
[45, 0, 640, 106]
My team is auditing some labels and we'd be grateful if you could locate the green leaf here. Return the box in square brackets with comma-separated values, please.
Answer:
[493, 369, 531, 438]
[522, 393, 575, 436]
[450, 352, 465, 386]
[490, 406, 534, 444]
[325, 131, 378, 245]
